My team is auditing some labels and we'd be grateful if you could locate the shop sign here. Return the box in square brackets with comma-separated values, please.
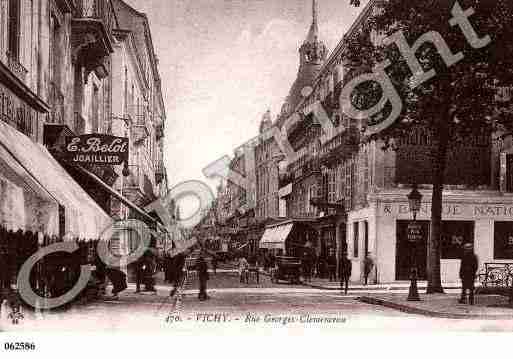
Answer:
[382, 202, 513, 219]
[65, 134, 129, 165]
[0, 83, 38, 140]
[407, 222, 423, 242]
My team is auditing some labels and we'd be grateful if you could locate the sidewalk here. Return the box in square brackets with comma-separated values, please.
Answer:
[358, 293, 513, 319]
[301, 278, 463, 291]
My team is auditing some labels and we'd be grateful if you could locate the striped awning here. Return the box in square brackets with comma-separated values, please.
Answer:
[259, 223, 294, 250]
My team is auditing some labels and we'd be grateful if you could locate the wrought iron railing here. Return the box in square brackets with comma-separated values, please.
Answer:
[478, 263, 513, 288]
[6, 52, 28, 82]
[77, 0, 115, 35]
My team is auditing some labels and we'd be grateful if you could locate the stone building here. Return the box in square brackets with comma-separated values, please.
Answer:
[0, 0, 115, 239]
[0, 0, 169, 248]
[211, 0, 513, 284]
[278, 0, 513, 284]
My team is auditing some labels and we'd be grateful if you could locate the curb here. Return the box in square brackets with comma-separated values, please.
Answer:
[301, 282, 463, 291]
[358, 296, 513, 320]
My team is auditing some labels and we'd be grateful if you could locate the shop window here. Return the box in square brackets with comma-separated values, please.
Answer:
[494, 222, 513, 259]
[353, 222, 359, 258]
[440, 221, 474, 259]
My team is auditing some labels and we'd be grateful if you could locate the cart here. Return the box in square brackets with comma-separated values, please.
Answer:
[270, 256, 302, 284]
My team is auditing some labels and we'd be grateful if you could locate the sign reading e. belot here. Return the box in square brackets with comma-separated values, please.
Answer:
[65, 134, 129, 165]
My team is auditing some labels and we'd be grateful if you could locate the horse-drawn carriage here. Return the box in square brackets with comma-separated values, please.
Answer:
[270, 256, 302, 284]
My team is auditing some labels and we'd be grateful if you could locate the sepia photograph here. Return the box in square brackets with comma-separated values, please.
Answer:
[0, 0, 513, 354]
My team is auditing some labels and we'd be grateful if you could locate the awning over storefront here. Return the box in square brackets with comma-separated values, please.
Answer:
[0, 121, 112, 238]
[76, 165, 159, 227]
[259, 223, 294, 250]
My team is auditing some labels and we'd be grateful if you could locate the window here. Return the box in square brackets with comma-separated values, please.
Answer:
[440, 221, 474, 259]
[364, 221, 369, 255]
[328, 169, 336, 203]
[353, 222, 359, 258]
[507, 155, 513, 192]
[58, 205, 66, 238]
[91, 84, 99, 133]
[8, 0, 20, 58]
[494, 222, 513, 259]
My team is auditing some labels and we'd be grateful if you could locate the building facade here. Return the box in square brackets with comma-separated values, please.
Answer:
[210, 0, 513, 284]
[279, 0, 513, 284]
[0, 0, 169, 251]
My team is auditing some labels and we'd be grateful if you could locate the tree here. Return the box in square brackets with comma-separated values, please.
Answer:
[345, 0, 513, 292]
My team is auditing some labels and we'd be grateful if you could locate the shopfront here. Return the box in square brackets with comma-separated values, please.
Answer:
[259, 220, 317, 258]
[366, 192, 513, 283]
[0, 120, 113, 238]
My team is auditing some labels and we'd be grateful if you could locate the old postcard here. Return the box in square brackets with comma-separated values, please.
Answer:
[1, 0, 513, 355]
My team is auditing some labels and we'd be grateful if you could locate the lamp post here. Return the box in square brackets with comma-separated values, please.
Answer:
[407, 184, 422, 301]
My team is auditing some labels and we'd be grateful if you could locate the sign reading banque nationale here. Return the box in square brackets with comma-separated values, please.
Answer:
[64, 134, 129, 165]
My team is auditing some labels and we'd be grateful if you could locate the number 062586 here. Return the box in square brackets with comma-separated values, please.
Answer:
[4, 342, 36, 351]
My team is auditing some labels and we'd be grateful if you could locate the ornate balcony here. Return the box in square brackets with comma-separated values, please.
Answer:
[6, 52, 28, 83]
[125, 164, 144, 191]
[71, 0, 114, 79]
[319, 127, 360, 168]
[132, 113, 151, 144]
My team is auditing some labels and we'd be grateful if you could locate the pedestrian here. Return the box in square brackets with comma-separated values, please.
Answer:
[169, 252, 186, 297]
[238, 256, 249, 284]
[302, 250, 311, 282]
[459, 243, 478, 305]
[364, 253, 374, 285]
[196, 254, 210, 301]
[211, 255, 217, 275]
[327, 251, 337, 282]
[339, 252, 352, 295]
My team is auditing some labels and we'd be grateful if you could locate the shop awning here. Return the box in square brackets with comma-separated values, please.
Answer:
[75, 165, 160, 228]
[0, 121, 112, 238]
[259, 223, 294, 249]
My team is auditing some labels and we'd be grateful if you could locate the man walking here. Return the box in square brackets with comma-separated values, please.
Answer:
[339, 252, 352, 295]
[364, 254, 374, 285]
[196, 253, 210, 301]
[459, 243, 478, 305]
[327, 251, 337, 282]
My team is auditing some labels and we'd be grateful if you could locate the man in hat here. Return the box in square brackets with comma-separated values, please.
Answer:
[459, 243, 479, 305]
[339, 252, 352, 295]
[195, 253, 210, 301]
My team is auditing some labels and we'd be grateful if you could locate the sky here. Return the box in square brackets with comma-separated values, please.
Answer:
[125, 0, 368, 214]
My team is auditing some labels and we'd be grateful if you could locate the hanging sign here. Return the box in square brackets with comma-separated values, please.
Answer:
[64, 134, 129, 165]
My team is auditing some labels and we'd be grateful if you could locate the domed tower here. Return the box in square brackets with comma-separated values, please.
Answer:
[277, 0, 328, 125]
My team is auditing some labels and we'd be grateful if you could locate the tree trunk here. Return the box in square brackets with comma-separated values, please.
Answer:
[426, 119, 449, 294]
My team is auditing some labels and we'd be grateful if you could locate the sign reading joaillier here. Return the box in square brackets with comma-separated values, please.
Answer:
[65, 134, 129, 165]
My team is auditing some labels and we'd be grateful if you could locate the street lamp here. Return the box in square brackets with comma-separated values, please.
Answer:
[407, 184, 422, 221]
[407, 184, 422, 301]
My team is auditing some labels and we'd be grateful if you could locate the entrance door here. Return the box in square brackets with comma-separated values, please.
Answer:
[395, 220, 428, 280]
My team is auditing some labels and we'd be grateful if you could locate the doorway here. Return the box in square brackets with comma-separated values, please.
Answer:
[395, 220, 428, 280]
